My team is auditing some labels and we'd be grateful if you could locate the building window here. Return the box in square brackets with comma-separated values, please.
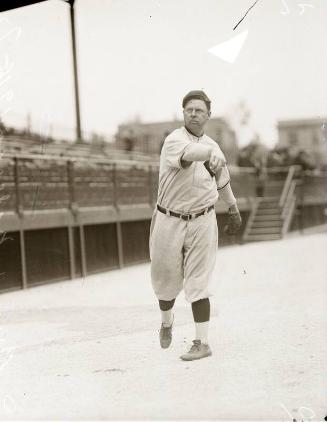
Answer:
[288, 131, 298, 146]
[312, 132, 319, 146]
[143, 134, 150, 153]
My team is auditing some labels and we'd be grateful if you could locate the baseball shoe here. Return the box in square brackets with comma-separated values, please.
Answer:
[159, 315, 174, 349]
[180, 340, 212, 361]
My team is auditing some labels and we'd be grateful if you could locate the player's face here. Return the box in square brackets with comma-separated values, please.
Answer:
[183, 99, 210, 135]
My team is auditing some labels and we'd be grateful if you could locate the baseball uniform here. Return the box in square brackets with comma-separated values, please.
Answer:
[150, 126, 230, 303]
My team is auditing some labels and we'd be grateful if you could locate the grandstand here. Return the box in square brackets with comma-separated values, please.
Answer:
[0, 116, 326, 293]
[0, 118, 158, 162]
[1, 136, 156, 161]
[0, 148, 326, 293]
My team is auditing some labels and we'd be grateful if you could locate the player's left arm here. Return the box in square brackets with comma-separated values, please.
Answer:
[203, 140, 242, 234]
[217, 171, 242, 236]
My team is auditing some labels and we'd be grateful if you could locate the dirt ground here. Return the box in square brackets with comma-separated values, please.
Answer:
[0, 231, 326, 421]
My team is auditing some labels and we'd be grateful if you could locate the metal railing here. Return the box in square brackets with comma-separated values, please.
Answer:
[279, 165, 297, 208]
[281, 179, 297, 220]
[279, 166, 300, 235]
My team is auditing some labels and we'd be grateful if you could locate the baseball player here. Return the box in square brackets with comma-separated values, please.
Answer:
[149, 90, 242, 361]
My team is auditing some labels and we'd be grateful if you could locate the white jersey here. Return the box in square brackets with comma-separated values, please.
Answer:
[157, 126, 230, 214]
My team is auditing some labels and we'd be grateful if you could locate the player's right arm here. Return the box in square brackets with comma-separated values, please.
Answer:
[163, 129, 225, 170]
[181, 143, 211, 162]
[181, 144, 225, 170]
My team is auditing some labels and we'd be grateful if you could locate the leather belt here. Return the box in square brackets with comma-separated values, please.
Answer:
[156, 204, 214, 221]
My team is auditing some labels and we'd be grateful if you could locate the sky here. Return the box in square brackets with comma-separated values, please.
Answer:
[0, 0, 326, 147]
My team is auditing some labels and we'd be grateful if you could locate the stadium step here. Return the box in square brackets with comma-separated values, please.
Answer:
[257, 201, 280, 209]
[251, 221, 283, 228]
[254, 215, 283, 221]
[249, 227, 282, 235]
[256, 209, 281, 215]
[243, 167, 299, 244]
[260, 196, 279, 202]
[244, 195, 284, 242]
[245, 233, 282, 242]
[263, 182, 285, 196]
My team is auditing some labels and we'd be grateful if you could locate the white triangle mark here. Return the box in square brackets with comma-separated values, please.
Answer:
[208, 30, 249, 63]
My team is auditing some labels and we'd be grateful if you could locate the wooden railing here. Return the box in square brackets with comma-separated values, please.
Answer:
[0, 154, 160, 214]
[0, 156, 258, 214]
[1, 156, 326, 216]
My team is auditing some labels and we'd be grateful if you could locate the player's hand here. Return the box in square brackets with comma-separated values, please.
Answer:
[203, 160, 215, 177]
[209, 149, 226, 173]
[224, 204, 242, 236]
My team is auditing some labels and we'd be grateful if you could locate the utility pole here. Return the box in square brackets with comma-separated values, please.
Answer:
[68, 0, 82, 142]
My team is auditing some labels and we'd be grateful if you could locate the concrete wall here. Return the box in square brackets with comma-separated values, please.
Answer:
[0, 211, 251, 292]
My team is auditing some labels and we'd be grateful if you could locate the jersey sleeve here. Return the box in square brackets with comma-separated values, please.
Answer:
[218, 175, 236, 206]
[216, 165, 231, 189]
[162, 133, 191, 169]
[206, 139, 230, 189]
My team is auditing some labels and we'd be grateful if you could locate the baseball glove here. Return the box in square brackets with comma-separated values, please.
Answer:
[224, 205, 242, 236]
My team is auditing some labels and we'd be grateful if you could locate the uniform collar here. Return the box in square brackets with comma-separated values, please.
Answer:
[183, 126, 204, 141]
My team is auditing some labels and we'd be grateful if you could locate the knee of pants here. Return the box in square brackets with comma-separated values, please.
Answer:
[184, 285, 212, 303]
[151, 273, 183, 302]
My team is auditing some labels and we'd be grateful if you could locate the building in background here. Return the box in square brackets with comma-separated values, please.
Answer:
[115, 117, 238, 164]
[277, 118, 327, 168]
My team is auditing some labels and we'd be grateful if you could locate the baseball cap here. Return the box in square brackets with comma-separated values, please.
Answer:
[182, 90, 211, 111]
